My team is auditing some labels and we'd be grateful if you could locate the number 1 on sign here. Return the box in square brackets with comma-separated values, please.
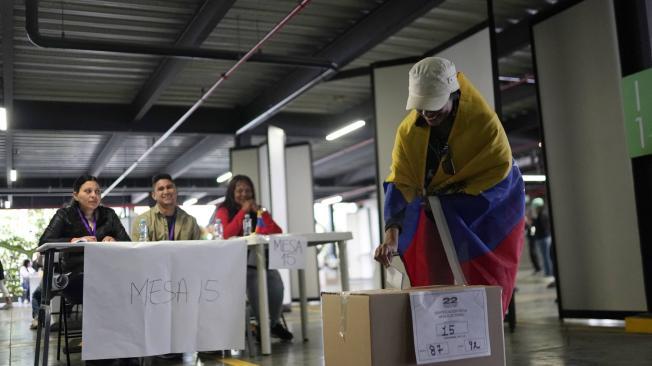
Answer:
[636, 117, 645, 148]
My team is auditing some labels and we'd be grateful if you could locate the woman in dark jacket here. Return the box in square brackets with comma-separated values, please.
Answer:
[38, 174, 130, 304]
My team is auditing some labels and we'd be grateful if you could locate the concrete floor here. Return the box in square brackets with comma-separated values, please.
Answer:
[2, 270, 652, 366]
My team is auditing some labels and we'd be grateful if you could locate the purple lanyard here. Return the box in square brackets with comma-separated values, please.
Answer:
[76, 208, 96, 237]
[168, 221, 175, 241]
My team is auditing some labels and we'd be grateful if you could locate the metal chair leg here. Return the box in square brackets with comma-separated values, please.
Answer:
[57, 297, 62, 361]
[62, 299, 71, 366]
[507, 290, 516, 333]
[245, 304, 257, 357]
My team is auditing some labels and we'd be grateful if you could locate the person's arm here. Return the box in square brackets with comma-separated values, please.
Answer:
[374, 126, 412, 267]
[217, 207, 246, 239]
[191, 218, 202, 240]
[130, 218, 139, 241]
[38, 208, 74, 246]
[106, 209, 131, 242]
[375, 227, 399, 268]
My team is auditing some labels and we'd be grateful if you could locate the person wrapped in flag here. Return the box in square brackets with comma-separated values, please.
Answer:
[374, 57, 525, 313]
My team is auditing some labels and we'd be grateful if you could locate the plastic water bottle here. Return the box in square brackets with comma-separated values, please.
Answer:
[138, 218, 148, 242]
[214, 218, 223, 240]
[243, 214, 252, 236]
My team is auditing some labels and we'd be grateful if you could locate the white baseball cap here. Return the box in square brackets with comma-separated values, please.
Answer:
[405, 57, 459, 111]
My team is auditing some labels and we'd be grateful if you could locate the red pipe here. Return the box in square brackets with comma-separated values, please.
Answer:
[103, 0, 314, 197]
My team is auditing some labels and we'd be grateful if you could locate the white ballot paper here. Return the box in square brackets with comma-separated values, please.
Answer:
[82, 240, 246, 360]
[268, 234, 307, 270]
[410, 287, 491, 364]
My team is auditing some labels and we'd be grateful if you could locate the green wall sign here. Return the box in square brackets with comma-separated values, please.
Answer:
[623, 68, 652, 158]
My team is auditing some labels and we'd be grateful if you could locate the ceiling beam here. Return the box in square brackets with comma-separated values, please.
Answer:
[13, 101, 242, 134]
[1, 176, 219, 190]
[89, 133, 127, 177]
[313, 138, 373, 168]
[13, 100, 377, 138]
[0, 186, 224, 196]
[165, 135, 225, 179]
[495, 21, 531, 59]
[502, 109, 540, 143]
[501, 83, 536, 106]
[257, 100, 374, 138]
[131, 0, 236, 122]
[338, 164, 376, 186]
[2, 0, 14, 191]
[238, 0, 446, 134]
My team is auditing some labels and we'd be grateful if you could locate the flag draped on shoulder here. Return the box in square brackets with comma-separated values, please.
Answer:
[384, 72, 525, 313]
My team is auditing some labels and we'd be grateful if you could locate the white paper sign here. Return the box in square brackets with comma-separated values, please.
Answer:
[82, 240, 247, 360]
[410, 288, 491, 364]
[268, 235, 306, 270]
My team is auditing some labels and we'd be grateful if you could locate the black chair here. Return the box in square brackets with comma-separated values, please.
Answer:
[505, 290, 517, 333]
[57, 296, 82, 366]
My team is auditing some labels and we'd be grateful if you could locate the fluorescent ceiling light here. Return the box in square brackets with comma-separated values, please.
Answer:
[9, 169, 17, 182]
[523, 175, 546, 182]
[0, 107, 6, 131]
[216, 171, 233, 183]
[320, 195, 343, 205]
[326, 120, 365, 141]
[499, 76, 521, 82]
[183, 197, 198, 206]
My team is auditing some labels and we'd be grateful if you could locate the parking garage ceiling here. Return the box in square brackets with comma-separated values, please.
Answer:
[0, 0, 564, 208]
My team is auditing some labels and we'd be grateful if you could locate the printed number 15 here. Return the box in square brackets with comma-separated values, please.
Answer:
[442, 324, 455, 336]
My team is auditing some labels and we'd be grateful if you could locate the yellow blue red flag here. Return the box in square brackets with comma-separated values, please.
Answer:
[385, 73, 525, 313]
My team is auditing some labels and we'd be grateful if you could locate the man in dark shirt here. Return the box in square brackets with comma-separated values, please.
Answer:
[532, 197, 553, 278]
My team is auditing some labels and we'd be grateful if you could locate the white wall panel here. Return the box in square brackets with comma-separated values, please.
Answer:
[533, 0, 646, 312]
[231, 147, 260, 194]
[286, 144, 320, 299]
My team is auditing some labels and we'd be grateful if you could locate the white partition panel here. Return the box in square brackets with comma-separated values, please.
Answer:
[258, 145, 271, 210]
[373, 28, 494, 229]
[533, 0, 647, 312]
[267, 125, 291, 305]
[267, 126, 288, 232]
[286, 144, 320, 299]
[230, 147, 261, 195]
[233, 140, 291, 305]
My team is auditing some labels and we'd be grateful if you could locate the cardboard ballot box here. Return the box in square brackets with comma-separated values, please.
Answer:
[321, 286, 505, 366]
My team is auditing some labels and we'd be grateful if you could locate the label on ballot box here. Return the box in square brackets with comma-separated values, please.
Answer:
[268, 234, 307, 270]
[410, 287, 491, 364]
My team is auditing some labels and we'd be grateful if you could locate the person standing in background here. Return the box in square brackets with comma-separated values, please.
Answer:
[19, 259, 34, 304]
[532, 197, 554, 283]
[0, 260, 12, 310]
[525, 204, 541, 274]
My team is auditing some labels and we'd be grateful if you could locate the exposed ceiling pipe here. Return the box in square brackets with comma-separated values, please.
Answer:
[313, 138, 374, 167]
[24, 0, 336, 69]
[314, 185, 377, 202]
[101, 0, 317, 197]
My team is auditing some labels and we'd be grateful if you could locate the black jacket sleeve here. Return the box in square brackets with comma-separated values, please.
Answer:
[107, 209, 131, 242]
[38, 208, 74, 246]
